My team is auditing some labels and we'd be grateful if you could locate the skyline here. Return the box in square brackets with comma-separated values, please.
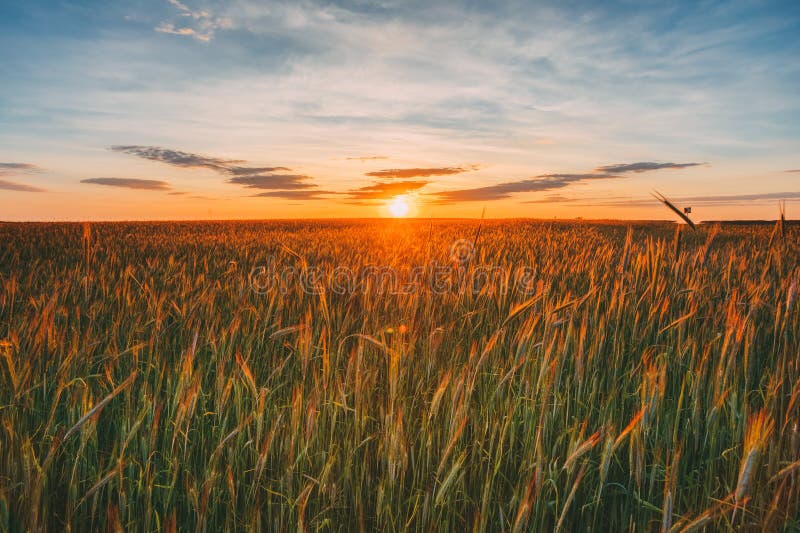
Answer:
[1, 0, 799, 220]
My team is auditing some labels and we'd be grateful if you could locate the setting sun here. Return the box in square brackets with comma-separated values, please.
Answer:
[388, 196, 411, 217]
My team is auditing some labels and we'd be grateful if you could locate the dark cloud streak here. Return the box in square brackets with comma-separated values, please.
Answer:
[228, 166, 291, 175]
[0, 179, 46, 192]
[81, 177, 172, 190]
[432, 173, 619, 202]
[0, 163, 40, 172]
[111, 145, 315, 193]
[595, 162, 702, 173]
[432, 159, 702, 203]
[111, 145, 245, 173]
[253, 190, 338, 200]
[366, 166, 476, 179]
[228, 174, 315, 190]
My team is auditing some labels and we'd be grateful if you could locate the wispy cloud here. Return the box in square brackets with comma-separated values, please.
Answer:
[785, 169, 800, 173]
[155, 0, 231, 42]
[366, 166, 477, 179]
[0, 179, 46, 192]
[539, 173, 618, 180]
[166, 0, 191, 11]
[522, 194, 632, 204]
[111, 145, 312, 192]
[0, 162, 46, 192]
[227, 166, 291, 175]
[432, 173, 619, 202]
[0, 163, 40, 172]
[346, 180, 429, 201]
[524, 194, 587, 204]
[188, 194, 220, 200]
[253, 190, 337, 200]
[595, 162, 703, 173]
[112, 145, 247, 173]
[81, 177, 171, 190]
[345, 156, 389, 162]
[154, 23, 207, 41]
[228, 174, 315, 190]
[429, 159, 700, 203]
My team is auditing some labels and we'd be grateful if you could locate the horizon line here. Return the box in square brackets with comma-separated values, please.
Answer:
[2, 217, 797, 224]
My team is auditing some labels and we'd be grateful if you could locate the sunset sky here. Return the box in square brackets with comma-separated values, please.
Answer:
[1, 0, 799, 220]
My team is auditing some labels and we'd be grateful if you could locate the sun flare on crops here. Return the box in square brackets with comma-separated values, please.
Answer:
[387, 196, 411, 218]
[2, 219, 800, 531]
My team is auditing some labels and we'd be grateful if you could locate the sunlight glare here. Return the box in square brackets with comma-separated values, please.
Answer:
[388, 196, 411, 217]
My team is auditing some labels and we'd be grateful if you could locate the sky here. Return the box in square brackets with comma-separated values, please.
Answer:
[1, 0, 799, 221]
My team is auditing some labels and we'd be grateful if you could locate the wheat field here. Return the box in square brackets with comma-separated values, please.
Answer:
[0, 219, 798, 531]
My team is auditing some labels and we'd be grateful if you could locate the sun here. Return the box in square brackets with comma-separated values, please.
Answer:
[388, 196, 411, 217]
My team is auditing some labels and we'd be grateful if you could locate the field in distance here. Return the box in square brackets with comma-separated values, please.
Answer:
[0, 219, 798, 530]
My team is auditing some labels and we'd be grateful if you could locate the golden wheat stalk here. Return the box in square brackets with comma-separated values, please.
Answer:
[652, 191, 696, 230]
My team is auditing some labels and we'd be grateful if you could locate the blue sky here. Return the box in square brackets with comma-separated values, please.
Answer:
[1, 0, 799, 220]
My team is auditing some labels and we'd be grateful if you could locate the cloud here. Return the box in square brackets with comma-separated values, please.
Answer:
[81, 177, 171, 190]
[432, 173, 619, 202]
[111, 145, 289, 177]
[252, 190, 338, 200]
[346, 180, 429, 200]
[111, 145, 244, 172]
[111, 145, 311, 192]
[228, 174, 315, 190]
[227, 166, 291, 175]
[522, 194, 576, 204]
[0, 179, 46, 192]
[594, 162, 702, 173]
[455, 162, 701, 204]
[0, 162, 46, 192]
[785, 169, 800, 173]
[365, 166, 477, 179]
[443, 162, 698, 203]
[167, 0, 191, 11]
[522, 194, 631, 204]
[155, 0, 231, 41]
[0, 163, 40, 172]
[155, 23, 212, 42]
[345, 156, 389, 162]
[538, 173, 618, 180]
